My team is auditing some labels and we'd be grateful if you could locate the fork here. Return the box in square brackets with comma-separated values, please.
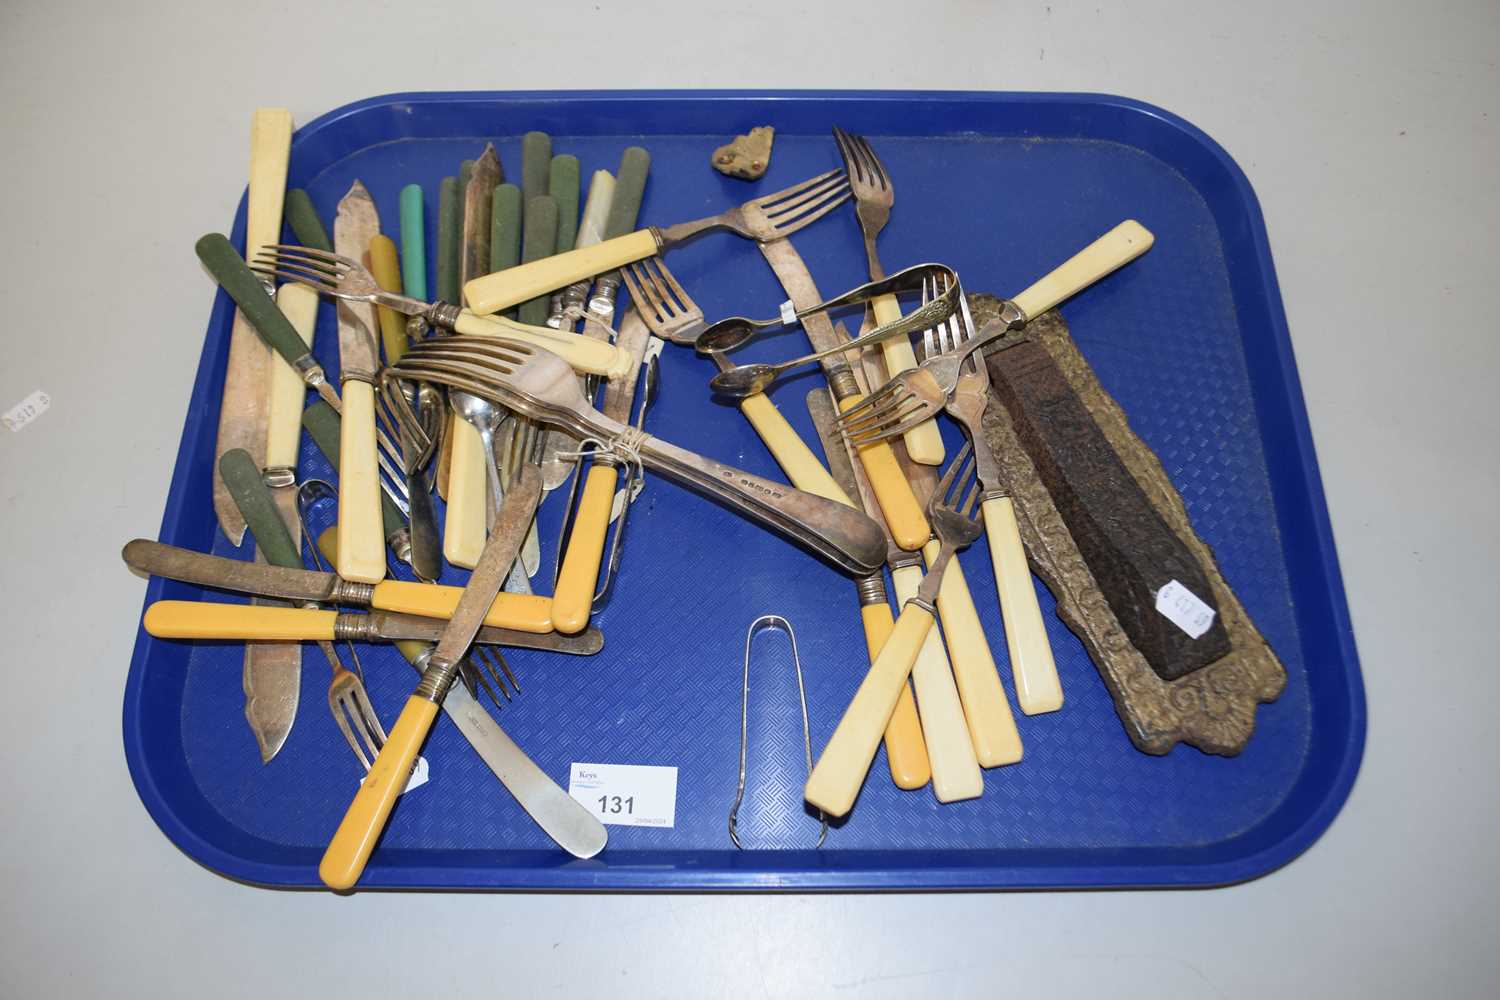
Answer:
[837, 219, 1157, 448]
[832, 126, 946, 466]
[924, 277, 1064, 716]
[251, 246, 630, 378]
[803, 443, 986, 818]
[621, 256, 853, 505]
[461, 169, 853, 316]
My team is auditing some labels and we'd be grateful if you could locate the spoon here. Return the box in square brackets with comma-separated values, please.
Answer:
[706, 276, 963, 398]
[449, 390, 507, 521]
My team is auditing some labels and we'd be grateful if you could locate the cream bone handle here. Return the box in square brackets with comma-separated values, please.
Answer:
[983, 496, 1063, 714]
[1011, 220, 1155, 321]
[461, 229, 659, 316]
[448, 310, 631, 378]
[889, 564, 984, 801]
[335, 377, 386, 584]
[870, 293, 945, 466]
[920, 540, 1025, 765]
[265, 284, 319, 470]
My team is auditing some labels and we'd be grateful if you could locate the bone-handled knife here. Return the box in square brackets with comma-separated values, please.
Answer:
[587, 147, 650, 320]
[806, 390, 931, 791]
[331, 181, 385, 584]
[882, 360, 1023, 769]
[757, 238, 929, 552]
[313, 529, 605, 862]
[123, 539, 554, 633]
[220, 449, 300, 762]
[320, 459, 543, 890]
[214, 108, 293, 545]
[551, 307, 652, 634]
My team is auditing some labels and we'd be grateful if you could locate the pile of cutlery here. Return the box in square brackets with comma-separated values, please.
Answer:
[127, 110, 1154, 889]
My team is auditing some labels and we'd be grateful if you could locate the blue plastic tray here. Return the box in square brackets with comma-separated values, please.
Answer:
[123, 90, 1365, 890]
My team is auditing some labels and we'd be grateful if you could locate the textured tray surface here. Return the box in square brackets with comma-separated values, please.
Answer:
[124, 91, 1364, 890]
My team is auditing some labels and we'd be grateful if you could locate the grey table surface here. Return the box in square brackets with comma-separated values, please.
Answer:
[3, 1, 1495, 996]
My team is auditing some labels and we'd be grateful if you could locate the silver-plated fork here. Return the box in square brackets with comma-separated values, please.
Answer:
[621, 256, 706, 344]
[832, 126, 894, 281]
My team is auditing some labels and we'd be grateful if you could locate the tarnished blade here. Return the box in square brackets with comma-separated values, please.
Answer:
[241, 485, 304, 764]
[213, 316, 269, 546]
[334, 181, 382, 380]
[125, 539, 346, 604]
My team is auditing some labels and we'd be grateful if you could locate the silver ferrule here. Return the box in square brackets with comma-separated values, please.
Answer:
[826, 366, 862, 401]
[545, 292, 566, 328]
[1000, 298, 1028, 329]
[588, 272, 622, 319]
[413, 655, 461, 702]
[333, 615, 377, 642]
[261, 466, 296, 489]
[855, 574, 888, 606]
[294, 355, 322, 379]
[904, 595, 937, 615]
[405, 314, 429, 340]
[340, 367, 377, 384]
[426, 300, 463, 331]
[387, 527, 414, 566]
[560, 278, 591, 316]
[330, 579, 377, 606]
[983, 485, 1010, 502]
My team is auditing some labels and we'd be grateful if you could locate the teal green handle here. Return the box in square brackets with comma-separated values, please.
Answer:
[220, 448, 301, 568]
[195, 233, 315, 372]
[284, 190, 332, 252]
[436, 176, 461, 304]
[518, 195, 558, 327]
[490, 184, 522, 273]
[549, 155, 580, 252]
[399, 185, 427, 301]
[521, 132, 552, 203]
[301, 402, 406, 542]
[603, 147, 651, 238]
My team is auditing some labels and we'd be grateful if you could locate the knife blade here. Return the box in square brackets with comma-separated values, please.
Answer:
[320, 461, 543, 890]
[122, 539, 554, 633]
[805, 390, 931, 791]
[756, 238, 929, 552]
[460, 144, 502, 290]
[214, 108, 293, 545]
[332, 181, 385, 585]
[142, 600, 598, 652]
[551, 307, 653, 633]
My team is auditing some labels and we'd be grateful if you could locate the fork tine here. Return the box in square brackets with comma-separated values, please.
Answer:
[468, 652, 509, 705]
[921, 274, 938, 359]
[253, 248, 345, 277]
[251, 265, 340, 290]
[831, 126, 865, 186]
[847, 400, 932, 448]
[937, 441, 975, 503]
[639, 257, 678, 317]
[849, 132, 890, 191]
[489, 647, 520, 693]
[621, 260, 664, 320]
[764, 173, 850, 221]
[750, 168, 845, 208]
[767, 185, 851, 235]
[261, 243, 353, 267]
[655, 255, 693, 309]
[252, 257, 340, 284]
[475, 647, 514, 701]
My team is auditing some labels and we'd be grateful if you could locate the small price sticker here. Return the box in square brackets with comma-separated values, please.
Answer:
[1155, 579, 1216, 639]
[3, 390, 50, 433]
[569, 762, 677, 828]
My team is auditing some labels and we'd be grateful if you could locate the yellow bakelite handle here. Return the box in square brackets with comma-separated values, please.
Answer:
[336, 379, 386, 584]
[871, 293, 944, 466]
[368, 235, 408, 364]
[739, 393, 851, 504]
[1011, 220, 1155, 321]
[320, 695, 439, 890]
[450, 311, 632, 378]
[144, 600, 336, 641]
[372, 580, 553, 634]
[839, 395, 929, 551]
[551, 464, 618, 635]
[889, 563, 983, 803]
[442, 418, 489, 570]
[923, 539, 1024, 767]
[462, 229, 659, 315]
[861, 601, 930, 791]
[983, 495, 1063, 715]
[805, 602, 936, 818]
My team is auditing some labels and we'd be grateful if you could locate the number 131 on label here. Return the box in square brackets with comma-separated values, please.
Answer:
[569, 763, 677, 828]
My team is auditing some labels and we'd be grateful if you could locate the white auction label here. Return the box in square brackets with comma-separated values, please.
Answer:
[1155, 579, 1217, 639]
[569, 762, 677, 828]
[778, 299, 798, 326]
[2, 390, 50, 433]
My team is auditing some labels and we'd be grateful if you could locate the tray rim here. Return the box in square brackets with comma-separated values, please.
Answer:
[123, 88, 1366, 892]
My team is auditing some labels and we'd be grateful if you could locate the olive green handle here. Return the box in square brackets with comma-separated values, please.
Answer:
[518, 195, 558, 327]
[521, 132, 552, 202]
[301, 401, 405, 542]
[490, 184, 522, 273]
[284, 189, 332, 252]
[436, 176, 462, 305]
[550, 155, 580, 252]
[196, 233, 314, 373]
[603, 147, 650, 238]
[220, 448, 300, 568]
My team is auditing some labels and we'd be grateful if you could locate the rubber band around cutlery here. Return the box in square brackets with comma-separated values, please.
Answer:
[728, 615, 827, 850]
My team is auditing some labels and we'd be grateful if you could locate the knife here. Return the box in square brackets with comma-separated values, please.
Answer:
[320, 458, 544, 890]
[122, 539, 554, 633]
[331, 181, 385, 585]
[443, 147, 506, 571]
[877, 348, 1023, 770]
[587, 147, 651, 321]
[214, 108, 292, 545]
[315, 528, 607, 860]
[551, 307, 652, 634]
[220, 449, 301, 762]
[756, 238, 929, 552]
[544, 154, 580, 326]
[143, 600, 596, 652]
[805, 390, 931, 791]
